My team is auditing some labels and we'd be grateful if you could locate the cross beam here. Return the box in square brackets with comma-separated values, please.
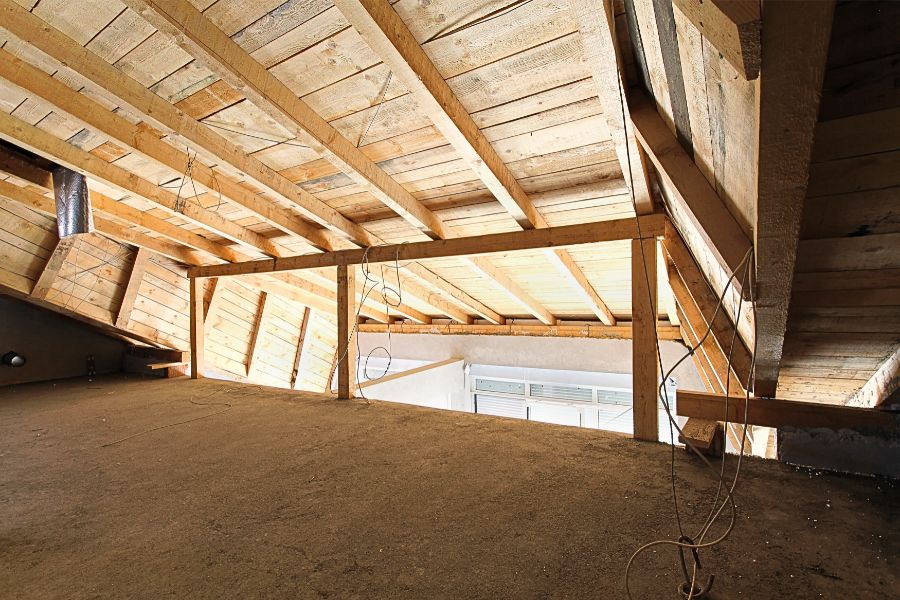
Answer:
[188, 215, 666, 279]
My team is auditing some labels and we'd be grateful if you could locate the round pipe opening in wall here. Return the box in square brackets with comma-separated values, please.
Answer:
[2, 351, 26, 367]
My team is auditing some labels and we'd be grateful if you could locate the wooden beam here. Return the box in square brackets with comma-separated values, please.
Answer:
[31, 236, 77, 300]
[463, 256, 556, 326]
[663, 224, 752, 388]
[848, 348, 900, 408]
[335, 0, 615, 325]
[631, 91, 752, 287]
[570, 0, 654, 215]
[124, 0, 449, 239]
[0, 144, 52, 188]
[357, 322, 682, 340]
[336, 265, 357, 399]
[189, 215, 665, 278]
[754, 1, 835, 397]
[189, 277, 204, 379]
[245, 292, 269, 377]
[632, 237, 659, 441]
[115, 247, 150, 328]
[676, 390, 898, 433]
[677, 305, 723, 394]
[290, 307, 312, 390]
[672, 0, 761, 80]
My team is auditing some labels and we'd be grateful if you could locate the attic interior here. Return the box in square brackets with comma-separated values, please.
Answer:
[0, 0, 897, 597]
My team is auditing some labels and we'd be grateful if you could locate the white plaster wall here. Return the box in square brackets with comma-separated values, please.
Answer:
[359, 359, 467, 410]
[357, 334, 706, 391]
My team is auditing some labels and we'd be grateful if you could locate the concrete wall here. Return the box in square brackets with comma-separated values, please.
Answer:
[357, 333, 706, 391]
[0, 296, 125, 386]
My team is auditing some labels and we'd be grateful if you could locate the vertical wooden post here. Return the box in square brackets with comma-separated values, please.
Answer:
[189, 276, 204, 379]
[290, 307, 312, 390]
[337, 264, 357, 399]
[632, 237, 659, 441]
[115, 247, 150, 328]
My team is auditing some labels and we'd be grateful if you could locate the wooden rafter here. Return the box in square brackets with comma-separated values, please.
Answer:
[0, 0, 499, 324]
[753, 1, 835, 397]
[31, 236, 77, 300]
[631, 91, 752, 289]
[115, 247, 150, 329]
[671, 0, 761, 80]
[336, 0, 616, 325]
[663, 223, 752, 388]
[569, 0, 654, 216]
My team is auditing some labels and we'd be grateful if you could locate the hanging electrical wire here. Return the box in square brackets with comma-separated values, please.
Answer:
[606, 22, 758, 598]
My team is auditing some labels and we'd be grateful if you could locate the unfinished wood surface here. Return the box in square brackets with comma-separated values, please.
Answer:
[754, 1, 835, 398]
[189, 276, 204, 379]
[290, 307, 312, 390]
[30, 236, 77, 300]
[114, 247, 150, 328]
[671, 0, 760, 80]
[631, 237, 658, 441]
[244, 291, 270, 377]
[676, 390, 898, 432]
[357, 321, 682, 340]
[189, 215, 664, 278]
[336, 264, 357, 399]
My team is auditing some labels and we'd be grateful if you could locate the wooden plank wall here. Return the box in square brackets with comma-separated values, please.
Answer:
[0, 192, 332, 390]
[622, 0, 756, 344]
[778, 0, 900, 404]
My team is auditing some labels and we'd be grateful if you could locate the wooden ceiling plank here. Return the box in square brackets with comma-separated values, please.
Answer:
[570, 0, 654, 216]
[754, 1, 835, 398]
[335, 0, 615, 326]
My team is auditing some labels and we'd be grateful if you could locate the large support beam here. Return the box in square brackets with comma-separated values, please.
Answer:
[336, 265, 357, 400]
[115, 247, 150, 328]
[31, 236, 77, 300]
[753, 1, 835, 397]
[290, 307, 312, 390]
[336, 0, 615, 325]
[632, 237, 659, 441]
[676, 390, 898, 433]
[188, 215, 665, 278]
[848, 348, 900, 409]
[631, 91, 751, 289]
[569, 0, 654, 216]
[357, 322, 682, 340]
[189, 277, 204, 379]
[672, 0, 761, 80]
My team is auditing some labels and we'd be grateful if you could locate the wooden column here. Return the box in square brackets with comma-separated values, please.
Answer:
[189, 276, 204, 379]
[336, 264, 357, 399]
[632, 238, 659, 441]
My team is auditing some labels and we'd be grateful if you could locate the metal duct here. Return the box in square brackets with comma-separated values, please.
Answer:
[52, 166, 94, 237]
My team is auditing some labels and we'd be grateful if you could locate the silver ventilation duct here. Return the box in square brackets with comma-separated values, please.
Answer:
[52, 166, 94, 237]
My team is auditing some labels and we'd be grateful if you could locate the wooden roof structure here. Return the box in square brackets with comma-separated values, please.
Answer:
[0, 0, 897, 427]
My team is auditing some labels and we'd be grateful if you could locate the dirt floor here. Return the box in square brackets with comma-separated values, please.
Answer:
[0, 375, 896, 599]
